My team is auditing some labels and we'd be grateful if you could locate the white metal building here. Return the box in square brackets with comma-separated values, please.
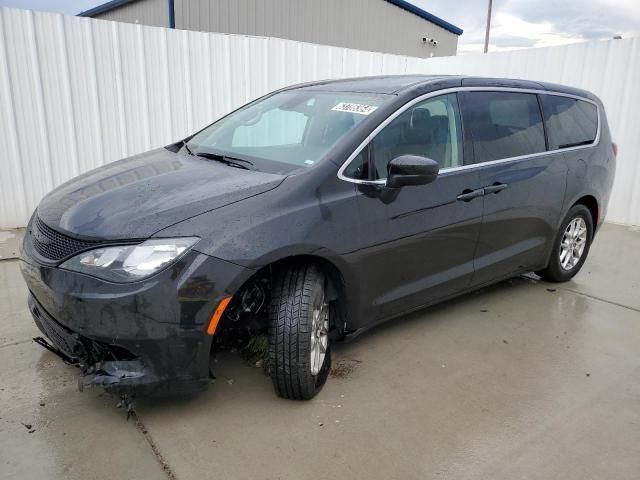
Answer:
[78, 0, 462, 58]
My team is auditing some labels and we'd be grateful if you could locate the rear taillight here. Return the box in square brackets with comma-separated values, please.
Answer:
[612, 142, 618, 157]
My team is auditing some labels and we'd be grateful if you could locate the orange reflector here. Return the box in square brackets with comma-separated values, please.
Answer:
[207, 296, 232, 335]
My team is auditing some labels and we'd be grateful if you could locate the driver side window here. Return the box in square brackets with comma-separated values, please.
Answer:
[371, 93, 464, 180]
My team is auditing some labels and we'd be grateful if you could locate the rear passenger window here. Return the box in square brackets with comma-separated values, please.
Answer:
[461, 92, 546, 163]
[540, 95, 598, 150]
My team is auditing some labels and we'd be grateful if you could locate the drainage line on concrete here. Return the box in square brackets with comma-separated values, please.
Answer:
[555, 287, 640, 313]
[520, 274, 640, 313]
[0, 339, 32, 350]
[130, 410, 179, 480]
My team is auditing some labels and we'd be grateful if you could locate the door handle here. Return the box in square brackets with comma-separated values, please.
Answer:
[457, 188, 485, 202]
[484, 183, 508, 194]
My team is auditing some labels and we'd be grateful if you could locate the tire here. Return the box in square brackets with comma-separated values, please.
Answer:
[537, 204, 594, 282]
[269, 265, 331, 400]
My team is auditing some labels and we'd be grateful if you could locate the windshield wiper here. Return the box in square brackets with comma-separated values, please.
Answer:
[193, 151, 255, 170]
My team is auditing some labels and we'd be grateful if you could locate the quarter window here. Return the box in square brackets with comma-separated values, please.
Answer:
[461, 92, 546, 163]
[342, 147, 369, 180]
[366, 93, 464, 180]
[540, 95, 598, 150]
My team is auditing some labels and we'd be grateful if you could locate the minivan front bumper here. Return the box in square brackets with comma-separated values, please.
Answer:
[20, 236, 253, 397]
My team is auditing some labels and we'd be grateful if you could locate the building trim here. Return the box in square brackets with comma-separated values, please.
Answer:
[78, 0, 137, 17]
[385, 0, 463, 35]
[168, 0, 175, 28]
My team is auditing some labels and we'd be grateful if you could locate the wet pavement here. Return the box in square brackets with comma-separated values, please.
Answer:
[1, 223, 639, 480]
[0, 229, 21, 261]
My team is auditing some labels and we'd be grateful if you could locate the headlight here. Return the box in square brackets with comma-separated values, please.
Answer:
[60, 237, 199, 282]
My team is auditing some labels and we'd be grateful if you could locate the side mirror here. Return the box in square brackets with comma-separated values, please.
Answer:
[386, 155, 440, 189]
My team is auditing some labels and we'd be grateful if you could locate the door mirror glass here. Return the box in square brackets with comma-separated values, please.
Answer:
[386, 155, 439, 188]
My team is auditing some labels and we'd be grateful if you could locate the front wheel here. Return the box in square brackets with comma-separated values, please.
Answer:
[269, 265, 331, 400]
[537, 204, 594, 282]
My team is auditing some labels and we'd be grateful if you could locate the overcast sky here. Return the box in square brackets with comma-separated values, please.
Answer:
[1, 0, 639, 54]
[415, 0, 640, 53]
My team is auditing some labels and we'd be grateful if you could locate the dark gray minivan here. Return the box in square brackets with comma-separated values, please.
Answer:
[21, 76, 616, 400]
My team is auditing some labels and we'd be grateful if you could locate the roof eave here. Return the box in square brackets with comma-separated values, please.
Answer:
[385, 0, 463, 36]
[77, 0, 136, 17]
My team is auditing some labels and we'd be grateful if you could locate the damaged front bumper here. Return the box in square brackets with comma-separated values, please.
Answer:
[29, 294, 156, 393]
[21, 243, 254, 398]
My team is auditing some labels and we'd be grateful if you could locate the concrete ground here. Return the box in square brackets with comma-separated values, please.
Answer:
[1, 223, 639, 480]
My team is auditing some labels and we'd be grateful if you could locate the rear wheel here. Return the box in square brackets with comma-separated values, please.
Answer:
[269, 265, 331, 400]
[537, 204, 593, 282]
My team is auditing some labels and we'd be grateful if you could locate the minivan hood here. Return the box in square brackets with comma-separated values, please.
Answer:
[37, 148, 285, 240]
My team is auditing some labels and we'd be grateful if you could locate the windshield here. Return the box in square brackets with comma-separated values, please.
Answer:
[187, 90, 390, 174]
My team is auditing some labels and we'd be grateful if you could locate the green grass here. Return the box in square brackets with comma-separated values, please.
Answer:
[242, 332, 270, 373]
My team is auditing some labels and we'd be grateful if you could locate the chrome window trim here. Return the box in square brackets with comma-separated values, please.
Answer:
[337, 86, 601, 185]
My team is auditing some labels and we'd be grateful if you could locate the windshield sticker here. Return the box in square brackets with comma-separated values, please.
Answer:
[332, 102, 378, 115]
[304, 160, 315, 165]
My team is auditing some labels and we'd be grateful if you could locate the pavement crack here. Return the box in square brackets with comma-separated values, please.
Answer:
[0, 338, 32, 349]
[554, 287, 640, 313]
[130, 411, 179, 480]
[520, 273, 640, 313]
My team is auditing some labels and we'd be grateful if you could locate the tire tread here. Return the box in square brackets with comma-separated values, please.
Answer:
[269, 265, 329, 400]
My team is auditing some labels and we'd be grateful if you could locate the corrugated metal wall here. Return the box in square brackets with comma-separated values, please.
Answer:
[0, 7, 639, 228]
[174, 0, 458, 58]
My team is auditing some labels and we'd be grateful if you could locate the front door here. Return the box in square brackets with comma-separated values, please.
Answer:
[347, 93, 484, 323]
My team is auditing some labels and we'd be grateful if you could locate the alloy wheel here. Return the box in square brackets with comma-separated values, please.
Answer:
[310, 297, 329, 376]
[559, 217, 588, 271]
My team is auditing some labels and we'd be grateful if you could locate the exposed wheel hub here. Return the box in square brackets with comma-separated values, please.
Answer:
[310, 298, 329, 376]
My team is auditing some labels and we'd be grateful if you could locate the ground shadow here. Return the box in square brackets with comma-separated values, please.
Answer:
[136, 274, 542, 412]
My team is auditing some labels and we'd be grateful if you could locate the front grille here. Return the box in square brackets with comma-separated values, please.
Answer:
[30, 215, 100, 261]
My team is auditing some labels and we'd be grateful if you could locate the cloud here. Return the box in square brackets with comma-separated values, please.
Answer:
[504, 0, 640, 37]
[412, 0, 640, 54]
[491, 35, 537, 48]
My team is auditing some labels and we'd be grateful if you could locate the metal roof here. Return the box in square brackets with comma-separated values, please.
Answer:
[294, 75, 463, 94]
[78, 0, 463, 36]
[284, 75, 597, 99]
